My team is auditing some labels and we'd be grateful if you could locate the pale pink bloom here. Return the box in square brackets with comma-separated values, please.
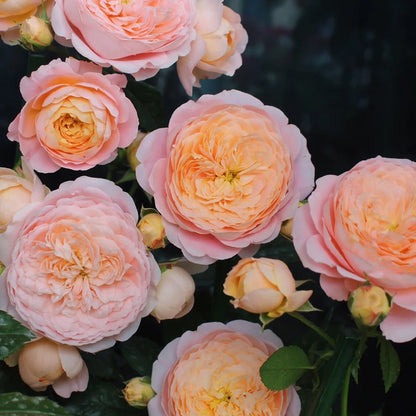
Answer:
[224, 257, 312, 317]
[50, 0, 197, 80]
[151, 266, 195, 320]
[292, 156, 416, 342]
[0, 158, 48, 232]
[136, 90, 314, 264]
[148, 320, 301, 416]
[0, 176, 160, 352]
[177, 0, 248, 95]
[18, 338, 88, 398]
[7, 57, 138, 173]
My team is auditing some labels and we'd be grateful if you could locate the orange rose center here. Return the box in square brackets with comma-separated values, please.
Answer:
[166, 105, 292, 236]
[165, 331, 288, 416]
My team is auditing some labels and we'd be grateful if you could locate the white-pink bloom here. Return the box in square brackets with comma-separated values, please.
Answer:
[0, 176, 160, 352]
[177, 0, 248, 95]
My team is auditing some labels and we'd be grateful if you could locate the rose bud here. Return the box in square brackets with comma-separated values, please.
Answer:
[127, 131, 147, 171]
[280, 201, 306, 240]
[0, 158, 48, 232]
[348, 285, 392, 327]
[138, 213, 166, 250]
[224, 257, 312, 318]
[20, 16, 53, 50]
[123, 376, 155, 408]
[151, 266, 195, 321]
[18, 338, 88, 397]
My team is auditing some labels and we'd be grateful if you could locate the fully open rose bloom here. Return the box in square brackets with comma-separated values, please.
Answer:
[7, 57, 138, 173]
[0, 158, 48, 232]
[177, 0, 248, 95]
[292, 156, 416, 342]
[148, 320, 300, 416]
[0, 176, 160, 352]
[136, 90, 314, 264]
[50, 0, 197, 80]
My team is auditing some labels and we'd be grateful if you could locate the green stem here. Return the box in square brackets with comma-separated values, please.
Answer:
[341, 363, 353, 416]
[288, 312, 336, 348]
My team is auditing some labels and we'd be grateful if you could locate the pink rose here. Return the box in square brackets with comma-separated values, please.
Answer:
[177, 0, 248, 95]
[50, 0, 197, 80]
[7, 57, 138, 173]
[0, 176, 160, 352]
[292, 156, 416, 342]
[148, 320, 301, 416]
[136, 90, 314, 264]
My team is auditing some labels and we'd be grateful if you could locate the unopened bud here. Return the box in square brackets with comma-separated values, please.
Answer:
[151, 266, 195, 320]
[123, 376, 155, 408]
[126, 131, 147, 171]
[138, 213, 166, 250]
[280, 201, 305, 240]
[20, 16, 53, 51]
[348, 285, 391, 327]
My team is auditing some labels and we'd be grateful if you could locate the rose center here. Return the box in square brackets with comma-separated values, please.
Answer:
[54, 113, 92, 144]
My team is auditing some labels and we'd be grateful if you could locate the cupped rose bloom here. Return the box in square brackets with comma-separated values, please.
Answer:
[136, 90, 314, 264]
[292, 156, 416, 342]
[177, 0, 248, 95]
[0, 176, 160, 352]
[7, 57, 138, 173]
[151, 266, 195, 320]
[18, 338, 88, 398]
[0, 158, 48, 232]
[224, 257, 312, 318]
[51, 0, 197, 81]
[148, 320, 301, 416]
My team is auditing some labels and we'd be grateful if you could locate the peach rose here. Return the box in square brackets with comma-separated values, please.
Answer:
[177, 0, 248, 95]
[136, 90, 314, 264]
[18, 338, 88, 398]
[148, 320, 301, 416]
[0, 176, 160, 352]
[224, 257, 312, 317]
[50, 0, 197, 81]
[0, 0, 53, 45]
[292, 156, 416, 342]
[0, 158, 48, 232]
[7, 57, 138, 173]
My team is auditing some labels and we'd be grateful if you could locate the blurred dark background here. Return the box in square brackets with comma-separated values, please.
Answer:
[0, 1, 415, 415]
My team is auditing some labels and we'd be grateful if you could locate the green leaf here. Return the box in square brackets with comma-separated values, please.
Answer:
[119, 336, 161, 376]
[379, 336, 400, 393]
[295, 279, 312, 288]
[140, 207, 159, 218]
[0, 311, 35, 360]
[259, 313, 275, 328]
[309, 336, 359, 416]
[0, 392, 71, 415]
[351, 335, 367, 384]
[260, 346, 312, 391]
[64, 381, 141, 416]
[124, 81, 166, 132]
[296, 301, 321, 313]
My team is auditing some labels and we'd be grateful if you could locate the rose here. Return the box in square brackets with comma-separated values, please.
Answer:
[50, 0, 197, 81]
[148, 320, 301, 416]
[7, 57, 138, 173]
[348, 285, 391, 327]
[138, 213, 166, 250]
[292, 156, 416, 342]
[136, 89, 314, 264]
[19, 15, 53, 50]
[0, 158, 48, 232]
[151, 266, 195, 320]
[224, 257, 312, 317]
[123, 376, 155, 408]
[0, 0, 43, 32]
[0, 176, 160, 352]
[17, 338, 88, 398]
[177, 0, 248, 95]
[0, 0, 53, 45]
